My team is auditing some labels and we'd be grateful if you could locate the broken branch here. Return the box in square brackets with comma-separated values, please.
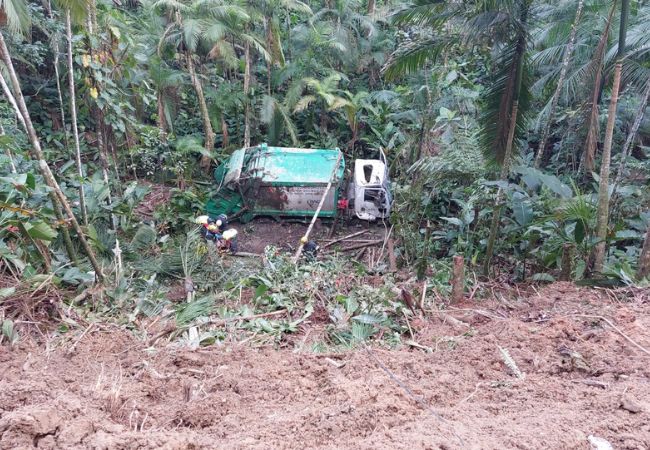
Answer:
[322, 230, 370, 248]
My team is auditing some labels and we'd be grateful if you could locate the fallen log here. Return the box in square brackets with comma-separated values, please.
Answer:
[231, 251, 262, 258]
[336, 240, 383, 252]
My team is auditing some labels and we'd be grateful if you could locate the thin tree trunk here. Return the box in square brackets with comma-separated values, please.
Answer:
[582, 2, 617, 175]
[243, 39, 251, 148]
[157, 91, 167, 139]
[265, 19, 272, 95]
[186, 51, 215, 168]
[66, 11, 88, 226]
[367, 0, 375, 15]
[0, 70, 27, 131]
[534, 0, 584, 168]
[221, 113, 229, 147]
[0, 31, 101, 280]
[637, 226, 650, 280]
[95, 109, 118, 230]
[483, 101, 519, 277]
[592, 62, 622, 273]
[592, 0, 629, 273]
[52, 40, 70, 151]
[613, 78, 650, 188]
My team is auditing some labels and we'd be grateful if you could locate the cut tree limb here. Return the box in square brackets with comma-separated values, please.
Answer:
[336, 240, 383, 252]
[322, 229, 369, 249]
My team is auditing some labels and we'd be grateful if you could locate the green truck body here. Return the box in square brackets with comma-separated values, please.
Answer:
[206, 144, 345, 222]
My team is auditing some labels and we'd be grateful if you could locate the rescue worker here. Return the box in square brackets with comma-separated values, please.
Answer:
[214, 214, 228, 233]
[219, 228, 238, 254]
[303, 240, 319, 261]
[196, 214, 229, 241]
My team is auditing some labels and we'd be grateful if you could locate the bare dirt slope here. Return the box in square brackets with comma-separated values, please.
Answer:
[1, 283, 649, 450]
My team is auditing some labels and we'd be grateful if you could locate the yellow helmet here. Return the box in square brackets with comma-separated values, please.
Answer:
[195, 215, 209, 225]
[222, 229, 238, 241]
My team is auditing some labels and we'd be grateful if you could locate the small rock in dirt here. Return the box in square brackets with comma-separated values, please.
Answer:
[588, 435, 613, 450]
[620, 394, 644, 414]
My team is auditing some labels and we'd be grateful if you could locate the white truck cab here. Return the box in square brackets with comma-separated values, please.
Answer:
[347, 150, 392, 221]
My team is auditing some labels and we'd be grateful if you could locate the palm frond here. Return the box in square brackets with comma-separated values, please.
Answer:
[1, 0, 30, 34]
[176, 296, 215, 326]
[151, 0, 191, 13]
[182, 18, 202, 51]
[390, 0, 457, 28]
[479, 39, 533, 166]
[260, 94, 298, 145]
[53, 0, 87, 25]
[382, 35, 456, 80]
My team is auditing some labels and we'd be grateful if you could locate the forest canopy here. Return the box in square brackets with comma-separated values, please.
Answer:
[0, 0, 649, 301]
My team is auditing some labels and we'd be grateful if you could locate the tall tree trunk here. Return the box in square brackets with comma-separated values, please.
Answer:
[46, 0, 69, 151]
[157, 90, 167, 140]
[66, 11, 88, 226]
[0, 31, 102, 281]
[582, 2, 617, 175]
[265, 19, 272, 95]
[483, 101, 519, 277]
[186, 51, 215, 169]
[52, 41, 70, 151]
[482, 2, 528, 277]
[367, 0, 375, 16]
[638, 226, 650, 280]
[591, 63, 621, 273]
[592, 0, 629, 273]
[534, 0, 584, 168]
[243, 39, 251, 148]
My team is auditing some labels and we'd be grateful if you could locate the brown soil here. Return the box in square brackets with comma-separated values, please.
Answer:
[2, 283, 650, 449]
[134, 182, 173, 222]
[236, 217, 387, 254]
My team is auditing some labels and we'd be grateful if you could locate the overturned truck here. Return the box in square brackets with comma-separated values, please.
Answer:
[205, 144, 391, 222]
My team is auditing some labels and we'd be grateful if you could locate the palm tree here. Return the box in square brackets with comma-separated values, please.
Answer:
[153, 0, 222, 167]
[290, 72, 352, 135]
[0, 0, 30, 35]
[252, 0, 311, 94]
[382, 0, 534, 275]
[148, 56, 185, 137]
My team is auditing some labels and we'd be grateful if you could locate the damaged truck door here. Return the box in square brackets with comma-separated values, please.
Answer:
[205, 144, 392, 222]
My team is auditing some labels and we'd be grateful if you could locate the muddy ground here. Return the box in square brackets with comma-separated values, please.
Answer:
[1, 283, 649, 449]
[234, 216, 388, 255]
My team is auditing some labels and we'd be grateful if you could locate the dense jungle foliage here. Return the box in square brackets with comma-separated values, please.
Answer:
[1, 0, 649, 346]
